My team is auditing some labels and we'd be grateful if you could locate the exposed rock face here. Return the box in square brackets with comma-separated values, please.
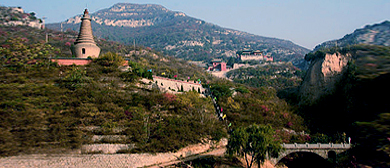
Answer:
[299, 52, 351, 105]
[0, 6, 43, 29]
[64, 3, 184, 28]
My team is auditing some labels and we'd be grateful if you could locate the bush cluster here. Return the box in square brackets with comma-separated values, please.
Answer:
[0, 50, 226, 155]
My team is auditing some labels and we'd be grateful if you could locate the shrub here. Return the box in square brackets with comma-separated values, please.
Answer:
[58, 66, 89, 90]
[95, 52, 125, 67]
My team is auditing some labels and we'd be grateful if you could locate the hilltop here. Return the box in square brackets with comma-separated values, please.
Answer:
[314, 20, 390, 51]
[0, 6, 43, 29]
[46, 3, 310, 68]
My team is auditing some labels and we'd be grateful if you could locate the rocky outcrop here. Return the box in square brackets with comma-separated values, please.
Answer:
[299, 52, 351, 105]
[0, 6, 43, 29]
[64, 3, 184, 28]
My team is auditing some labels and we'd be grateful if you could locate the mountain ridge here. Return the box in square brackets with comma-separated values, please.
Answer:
[313, 20, 390, 51]
[46, 3, 310, 68]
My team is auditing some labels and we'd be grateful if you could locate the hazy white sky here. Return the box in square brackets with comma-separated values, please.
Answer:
[1, 0, 389, 49]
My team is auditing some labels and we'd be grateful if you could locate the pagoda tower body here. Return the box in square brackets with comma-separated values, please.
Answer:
[71, 9, 100, 58]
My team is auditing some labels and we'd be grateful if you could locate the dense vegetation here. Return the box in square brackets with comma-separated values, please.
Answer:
[208, 79, 309, 144]
[226, 63, 305, 90]
[0, 25, 310, 158]
[0, 25, 225, 155]
[0, 55, 225, 155]
[227, 124, 282, 168]
[0, 26, 213, 82]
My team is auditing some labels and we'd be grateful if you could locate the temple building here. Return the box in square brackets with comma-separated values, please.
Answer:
[207, 59, 227, 71]
[236, 49, 273, 62]
[71, 9, 100, 58]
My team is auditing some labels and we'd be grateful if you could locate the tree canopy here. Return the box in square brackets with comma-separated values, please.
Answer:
[227, 124, 283, 168]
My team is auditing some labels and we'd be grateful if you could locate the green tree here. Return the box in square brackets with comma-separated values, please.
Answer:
[227, 56, 235, 67]
[227, 124, 283, 168]
[120, 71, 139, 83]
[59, 66, 89, 90]
[210, 83, 233, 99]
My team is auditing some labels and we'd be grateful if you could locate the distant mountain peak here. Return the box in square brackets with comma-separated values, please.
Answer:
[65, 2, 186, 28]
[108, 3, 169, 13]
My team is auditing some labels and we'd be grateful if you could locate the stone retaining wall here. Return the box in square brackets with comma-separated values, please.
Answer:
[91, 135, 127, 143]
[51, 58, 93, 66]
[143, 76, 206, 94]
[81, 144, 135, 154]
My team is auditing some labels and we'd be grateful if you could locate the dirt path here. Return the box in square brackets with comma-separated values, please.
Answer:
[0, 147, 282, 168]
[0, 153, 176, 168]
[148, 148, 226, 168]
[0, 148, 226, 168]
[0, 141, 227, 168]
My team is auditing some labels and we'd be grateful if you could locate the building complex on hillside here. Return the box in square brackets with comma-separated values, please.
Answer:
[207, 59, 227, 71]
[206, 49, 273, 72]
[236, 49, 273, 62]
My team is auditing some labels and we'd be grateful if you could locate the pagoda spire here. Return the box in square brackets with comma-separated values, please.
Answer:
[74, 9, 95, 44]
[71, 9, 100, 58]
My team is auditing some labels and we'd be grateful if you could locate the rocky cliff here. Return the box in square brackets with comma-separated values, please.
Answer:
[301, 20, 390, 105]
[64, 3, 184, 28]
[298, 52, 351, 105]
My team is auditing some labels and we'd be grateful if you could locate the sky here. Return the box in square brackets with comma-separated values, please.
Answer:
[1, 0, 389, 50]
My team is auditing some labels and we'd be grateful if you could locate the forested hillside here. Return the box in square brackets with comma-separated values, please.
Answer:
[3, 4, 390, 167]
[0, 25, 225, 155]
[46, 3, 310, 68]
[226, 63, 305, 90]
[0, 25, 311, 157]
